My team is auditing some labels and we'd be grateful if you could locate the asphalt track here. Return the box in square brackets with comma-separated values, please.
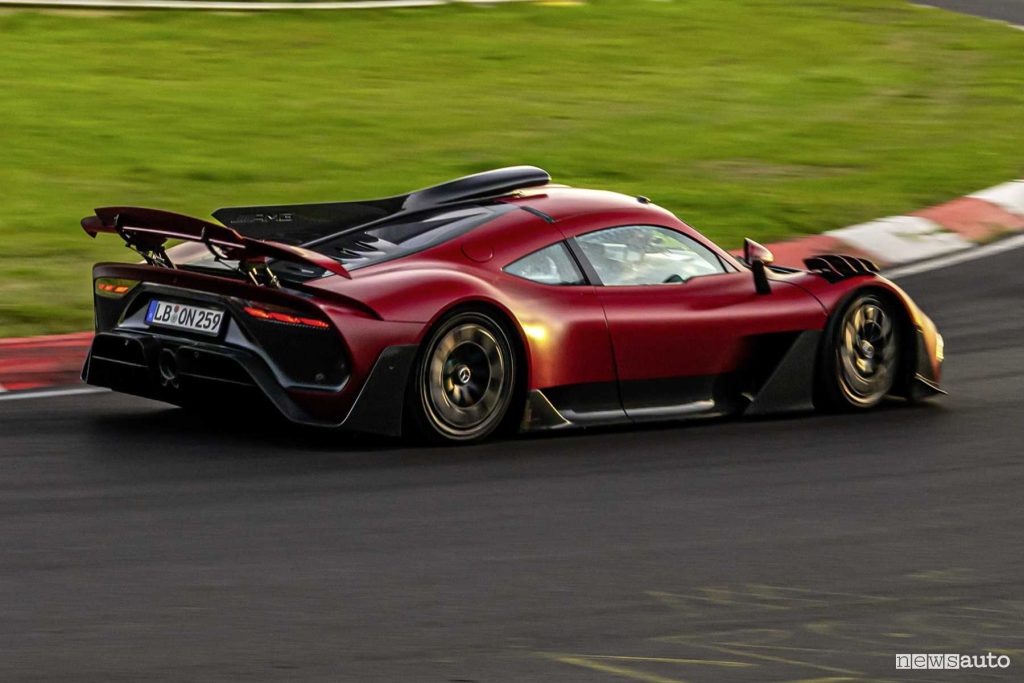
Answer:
[2, 5, 1023, 678]
[1, 237, 1021, 682]
[916, 0, 1024, 25]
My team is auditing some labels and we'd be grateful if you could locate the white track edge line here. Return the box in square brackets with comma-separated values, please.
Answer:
[884, 233, 1024, 279]
[0, 386, 109, 401]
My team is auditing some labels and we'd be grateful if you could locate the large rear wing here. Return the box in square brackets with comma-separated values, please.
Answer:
[82, 206, 350, 283]
[82, 167, 552, 284]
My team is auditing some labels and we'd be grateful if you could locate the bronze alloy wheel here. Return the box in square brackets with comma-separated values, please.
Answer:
[834, 293, 899, 407]
[415, 312, 516, 442]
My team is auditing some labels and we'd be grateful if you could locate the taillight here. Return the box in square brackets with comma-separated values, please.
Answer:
[243, 305, 329, 330]
[95, 278, 139, 298]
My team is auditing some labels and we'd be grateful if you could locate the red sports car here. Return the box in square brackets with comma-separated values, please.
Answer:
[81, 166, 944, 443]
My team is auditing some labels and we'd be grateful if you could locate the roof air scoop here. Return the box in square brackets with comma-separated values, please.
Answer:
[211, 166, 552, 246]
[402, 166, 550, 212]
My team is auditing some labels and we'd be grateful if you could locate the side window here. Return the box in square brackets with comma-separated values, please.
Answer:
[504, 242, 585, 286]
[574, 225, 725, 286]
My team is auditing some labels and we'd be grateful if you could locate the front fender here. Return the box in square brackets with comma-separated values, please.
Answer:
[787, 272, 944, 395]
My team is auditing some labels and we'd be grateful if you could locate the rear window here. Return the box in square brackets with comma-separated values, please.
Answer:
[312, 204, 515, 270]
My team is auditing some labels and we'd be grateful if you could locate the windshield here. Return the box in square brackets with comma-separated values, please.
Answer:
[312, 204, 515, 270]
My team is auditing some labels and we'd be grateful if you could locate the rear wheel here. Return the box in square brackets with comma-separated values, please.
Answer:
[817, 292, 901, 410]
[408, 311, 517, 443]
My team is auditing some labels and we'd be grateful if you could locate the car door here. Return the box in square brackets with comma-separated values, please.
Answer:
[571, 225, 826, 420]
[500, 239, 628, 426]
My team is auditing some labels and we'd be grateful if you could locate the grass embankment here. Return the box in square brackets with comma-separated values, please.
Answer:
[0, 0, 1022, 335]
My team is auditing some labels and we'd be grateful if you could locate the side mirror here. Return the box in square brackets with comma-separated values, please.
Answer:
[743, 238, 774, 295]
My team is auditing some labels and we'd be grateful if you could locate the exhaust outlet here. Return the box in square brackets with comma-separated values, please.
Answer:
[157, 348, 180, 389]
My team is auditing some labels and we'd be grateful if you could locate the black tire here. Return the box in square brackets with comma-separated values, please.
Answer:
[817, 291, 902, 411]
[406, 310, 518, 444]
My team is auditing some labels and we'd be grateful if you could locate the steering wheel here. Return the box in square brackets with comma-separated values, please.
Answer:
[663, 274, 685, 284]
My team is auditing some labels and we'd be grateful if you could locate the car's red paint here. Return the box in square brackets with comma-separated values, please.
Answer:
[595, 275, 827, 381]
[82, 180, 943, 435]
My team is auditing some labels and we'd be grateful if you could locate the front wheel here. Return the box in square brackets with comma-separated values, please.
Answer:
[817, 292, 901, 410]
[407, 311, 517, 443]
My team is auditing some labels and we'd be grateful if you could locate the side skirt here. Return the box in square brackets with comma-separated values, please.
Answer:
[520, 377, 735, 433]
[521, 331, 824, 432]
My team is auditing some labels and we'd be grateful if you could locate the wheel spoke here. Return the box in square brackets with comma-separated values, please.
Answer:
[422, 319, 511, 437]
[835, 297, 898, 406]
[878, 311, 892, 341]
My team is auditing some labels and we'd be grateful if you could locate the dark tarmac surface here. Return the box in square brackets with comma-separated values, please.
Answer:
[3, 2, 1023, 679]
[915, 0, 1024, 24]
[2, 240, 1022, 682]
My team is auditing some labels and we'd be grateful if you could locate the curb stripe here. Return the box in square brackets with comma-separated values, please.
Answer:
[912, 196, 1024, 242]
[732, 179, 1023, 270]
[885, 232, 1024, 279]
[0, 178, 1022, 393]
[969, 180, 1024, 218]
[826, 215, 972, 265]
[0, 333, 92, 393]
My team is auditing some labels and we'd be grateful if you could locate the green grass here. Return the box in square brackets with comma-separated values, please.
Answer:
[1, 0, 1022, 336]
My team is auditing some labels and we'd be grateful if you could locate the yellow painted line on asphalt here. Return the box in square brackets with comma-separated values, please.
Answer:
[684, 644, 863, 676]
[559, 654, 752, 667]
[647, 589, 789, 612]
[722, 644, 846, 654]
[655, 628, 791, 646]
[538, 651, 755, 683]
[548, 656, 689, 683]
[746, 584, 894, 604]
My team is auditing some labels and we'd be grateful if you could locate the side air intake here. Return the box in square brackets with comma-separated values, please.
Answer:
[804, 254, 880, 281]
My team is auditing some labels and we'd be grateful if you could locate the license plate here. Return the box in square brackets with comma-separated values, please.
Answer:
[145, 300, 225, 336]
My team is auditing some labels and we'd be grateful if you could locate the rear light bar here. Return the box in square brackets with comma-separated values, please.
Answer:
[95, 278, 139, 298]
[243, 306, 329, 330]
